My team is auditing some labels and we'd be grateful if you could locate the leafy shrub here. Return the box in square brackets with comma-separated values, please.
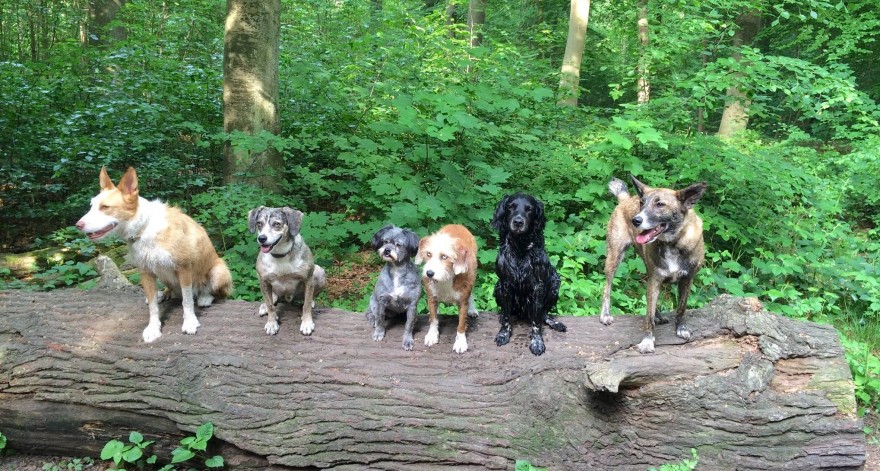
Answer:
[649, 448, 700, 471]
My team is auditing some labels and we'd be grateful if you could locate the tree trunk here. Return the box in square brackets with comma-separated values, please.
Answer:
[717, 11, 762, 137]
[467, 0, 484, 48]
[223, 0, 283, 191]
[557, 0, 590, 107]
[88, 0, 127, 46]
[636, 0, 650, 104]
[0, 265, 866, 470]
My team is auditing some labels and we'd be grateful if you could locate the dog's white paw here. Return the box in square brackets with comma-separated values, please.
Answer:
[258, 303, 268, 317]
[636, 333, 655, 354]
[197, 294, 214, 308]
[600, 313, 614, 326]
[452, 332, 468, 354]
[300, 318, 315, 335]
[372, 327, 385, 341]
[265, 320, 280, 335]
[424, 326, 439, 347]
[676, 323, 692, 341]
[181, 317, 200, 335]
[143, 324, 162, 343]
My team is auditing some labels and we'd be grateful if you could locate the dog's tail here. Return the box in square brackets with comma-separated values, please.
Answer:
[608, 178, 630, 203]
[210, 258, 233, 299]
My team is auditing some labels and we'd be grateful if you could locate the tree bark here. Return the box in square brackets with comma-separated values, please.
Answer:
[88, 0, 127, 46]
[223, 0, 283, 191]
[0, 272, 866, 469]
[466, 0, 485, 48]
[557, 0, 591, 107]
[717, 10, 762, 138]
[636, 0, 650, 104]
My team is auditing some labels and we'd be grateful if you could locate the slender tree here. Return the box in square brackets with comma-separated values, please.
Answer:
[467, 0, 485, 48]
[717, 10, 762, 137]
[557, 0, 590, 106]
[636, 0, 650, 104]
[223, 0, 283, 190]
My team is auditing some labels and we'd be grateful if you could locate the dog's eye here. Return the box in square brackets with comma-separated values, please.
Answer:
[440, 254, 448, 260]
[256, 222, 264, 229]
[272, 222, 283, 229]
[99, 204, 109, 210]
[525, 205, 533, 212]
[426, 252, 432, 258]
[655, 200, 665, 207]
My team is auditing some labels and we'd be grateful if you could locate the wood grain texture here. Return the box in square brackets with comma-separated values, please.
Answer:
[0, 285, 866, 470]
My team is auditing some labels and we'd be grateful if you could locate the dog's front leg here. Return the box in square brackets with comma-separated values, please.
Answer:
[424, 291, 439, 347]
[371, 297, 386, 342]
[401, 300, 417, 351]
[674, 277, 694, 341]
[452, 299, 469, 354]
[176, 268, 200, 335]
[637, 276, 662, 354]
[493, 284, 512, 347]
[140, 271, 163, 343]
[300, 275, 316, 335]
[259, 279, 280, 335]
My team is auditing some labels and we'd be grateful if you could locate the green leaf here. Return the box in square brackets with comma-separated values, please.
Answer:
[122, 446, 143, 463]
[605, 132, 633, 150]
[171, 447, 197, 464]
[129, 431, 143, 444]
[147, 455, 158, 464]
[100, 440, 125, 461]
[205, 455, 225, 468]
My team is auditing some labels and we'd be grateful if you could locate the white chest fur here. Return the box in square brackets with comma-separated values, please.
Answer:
[427, 278, 461, 305]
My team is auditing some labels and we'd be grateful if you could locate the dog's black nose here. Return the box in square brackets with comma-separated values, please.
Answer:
[383, 248, 391, 256]
[426, 270, 435, 278]
[512, 217, 525, 228]
[632, 216, 642, 227]
[258, 235, 267, 244]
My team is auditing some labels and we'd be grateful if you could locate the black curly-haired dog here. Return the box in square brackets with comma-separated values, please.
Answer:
[491, 193, 567, 356]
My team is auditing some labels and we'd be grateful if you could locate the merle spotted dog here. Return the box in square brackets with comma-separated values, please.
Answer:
[491, 193, 567, 356]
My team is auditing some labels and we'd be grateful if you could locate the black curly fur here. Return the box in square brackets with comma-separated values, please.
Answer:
[491, 193, 567, 356]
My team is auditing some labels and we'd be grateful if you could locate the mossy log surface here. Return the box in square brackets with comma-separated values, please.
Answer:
[0, 282, 866, 470]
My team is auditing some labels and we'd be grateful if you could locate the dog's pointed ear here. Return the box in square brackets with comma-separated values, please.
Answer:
[415, 237, 427, 264]
[629, 175, 648, 198]
[118, 167, 139, 202]
[491, 194, 511, 233]
[99, 166, 115, 191]
[404, 228, 420, 258]
[371, 225, 392, 250]
[283, 207, 304, 237]
[677, 182, 707, 211]
[247, 206, 265, 233]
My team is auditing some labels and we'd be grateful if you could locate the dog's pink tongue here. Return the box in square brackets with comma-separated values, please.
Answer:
[260, 245, 273, 254]
[636, 227, 662, 244]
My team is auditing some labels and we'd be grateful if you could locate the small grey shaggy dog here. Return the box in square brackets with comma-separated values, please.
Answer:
[365, 225, 422, 350]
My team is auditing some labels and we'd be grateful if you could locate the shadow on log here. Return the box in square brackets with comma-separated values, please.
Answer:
[0, 264, 866, 470]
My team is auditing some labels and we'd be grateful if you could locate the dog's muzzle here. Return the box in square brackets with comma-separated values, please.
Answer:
[258, 234, 281, 253]
[78, 221, 118, 240]
[510, 216, 527, 233]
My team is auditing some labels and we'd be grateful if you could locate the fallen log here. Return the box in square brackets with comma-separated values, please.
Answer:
[0, 272, 866, 470]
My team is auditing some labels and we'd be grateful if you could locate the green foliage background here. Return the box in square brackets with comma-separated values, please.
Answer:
[1, 0, 878, 413]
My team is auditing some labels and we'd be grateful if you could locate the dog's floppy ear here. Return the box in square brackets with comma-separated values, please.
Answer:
[247, 206, 265, 233]
[99, 166, 115, 191]
[533, 196, 546, 233]
[403, 228, 420, 258]
[282, 207, 304, 237]
[371, 225, 393, 250]
[415, 236, 428, 264]
[629, 175, 649, 198]
[453, 244, 470, 275]
[677, 182, 707, 211]
[118, 167, 139, 202]
[491, 194, 511, 233]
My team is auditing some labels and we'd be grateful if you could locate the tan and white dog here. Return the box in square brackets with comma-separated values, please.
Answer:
[76, 167, 233, 343]
[416, 224, 479, 354]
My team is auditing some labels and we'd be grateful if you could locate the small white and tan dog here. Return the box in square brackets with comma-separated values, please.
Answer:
[416, 224, 479, 354]
[76, 167, 233, 343]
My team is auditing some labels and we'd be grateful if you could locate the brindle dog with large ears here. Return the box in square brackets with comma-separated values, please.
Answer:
[599, 175, 707, 354]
